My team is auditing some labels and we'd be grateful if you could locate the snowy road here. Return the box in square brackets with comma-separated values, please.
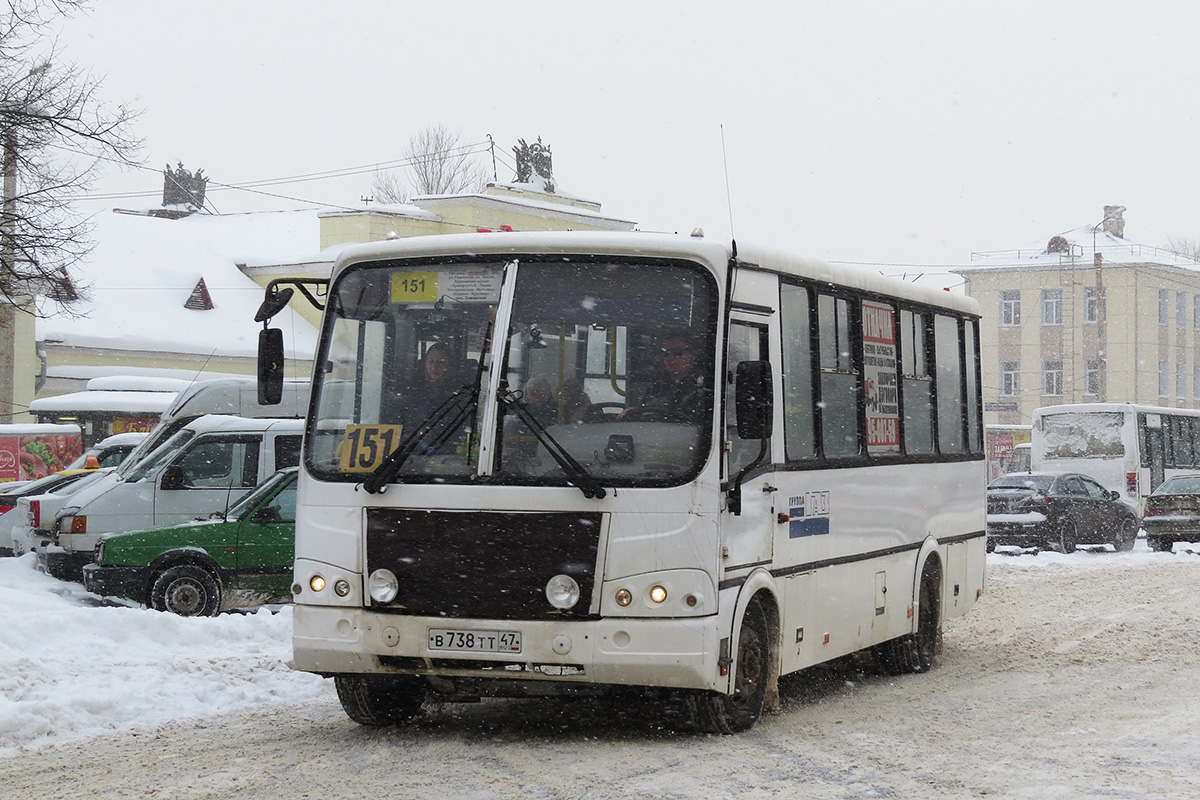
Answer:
[2, 547, 1199, 799]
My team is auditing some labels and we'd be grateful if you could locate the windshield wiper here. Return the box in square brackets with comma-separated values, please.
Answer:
[362, 384, 478, 494]
[499, 388, 606, 499]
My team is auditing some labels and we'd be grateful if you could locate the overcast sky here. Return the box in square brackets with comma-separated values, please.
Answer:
[51, 1, 1200, 280]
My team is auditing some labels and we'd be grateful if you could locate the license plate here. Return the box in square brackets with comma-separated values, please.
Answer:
[428, 628, 522, 654]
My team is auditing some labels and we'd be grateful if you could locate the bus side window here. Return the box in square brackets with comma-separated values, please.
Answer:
[818, 293, 860, 458]
[965, 319, 983, 453]
[780, 283, 815, 461]
[934, 314, 965, 453]
[900, 310, 934, 454]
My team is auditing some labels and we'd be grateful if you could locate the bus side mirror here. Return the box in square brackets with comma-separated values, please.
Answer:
[735, 361, 773, 440]
[258, 328, 285, 405]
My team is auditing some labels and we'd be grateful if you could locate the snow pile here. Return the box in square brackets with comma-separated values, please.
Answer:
[0, 554, 328, 755]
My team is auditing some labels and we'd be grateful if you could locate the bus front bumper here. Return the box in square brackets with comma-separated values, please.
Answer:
[292, 604, 725, 693]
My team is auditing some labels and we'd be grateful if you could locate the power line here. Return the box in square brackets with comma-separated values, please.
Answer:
[57, 140, 494, 206]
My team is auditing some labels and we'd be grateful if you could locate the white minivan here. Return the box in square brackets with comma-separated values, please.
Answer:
[45, 415, 303, 581]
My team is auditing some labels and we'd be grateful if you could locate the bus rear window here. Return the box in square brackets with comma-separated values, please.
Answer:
[1039, 412, 1124, 459]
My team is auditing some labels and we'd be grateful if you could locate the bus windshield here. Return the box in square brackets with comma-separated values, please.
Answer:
[306, 256, 718, 487]
[1038, 411, 1125, 459]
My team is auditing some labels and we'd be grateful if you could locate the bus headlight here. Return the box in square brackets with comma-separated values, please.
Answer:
[368, 569, 399, 604]
[309, 574, 326, 592]
[545, 574, 580, 610]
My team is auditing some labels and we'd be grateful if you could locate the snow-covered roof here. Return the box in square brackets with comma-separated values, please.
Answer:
[960, 224, 1200, 272]
[317, 202, 441, 222]
[28, 390, 178, 415]
[36, 209, 328, 360]
[415, 190, 635, 226]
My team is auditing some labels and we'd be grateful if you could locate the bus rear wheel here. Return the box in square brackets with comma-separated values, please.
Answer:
[873, 559, 942, 675]
[335, 675, 427, 726]
[689, 598, 770, 734]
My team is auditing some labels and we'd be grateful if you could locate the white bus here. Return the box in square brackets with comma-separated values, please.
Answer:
[258, 231, 986, 733]
[1032, 402, 1200, 516]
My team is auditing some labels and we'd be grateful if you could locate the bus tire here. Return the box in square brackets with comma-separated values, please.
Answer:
[873, 559, 942, 675]
[335, 675, 426, 726]
[150, 564, 221, 617]
[689, 598, 770, 734]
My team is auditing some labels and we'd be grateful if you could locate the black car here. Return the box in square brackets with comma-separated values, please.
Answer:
[986, 471, 1139, 553]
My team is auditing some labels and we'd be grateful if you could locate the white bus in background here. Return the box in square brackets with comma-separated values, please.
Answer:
[258, 230, 987, 734]
[1031, 402, 1200, 516]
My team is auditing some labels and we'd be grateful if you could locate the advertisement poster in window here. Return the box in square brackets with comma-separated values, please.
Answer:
[862, 301, 900, 454]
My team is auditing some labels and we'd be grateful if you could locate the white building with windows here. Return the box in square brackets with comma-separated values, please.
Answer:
[954, 207, 1200, 426]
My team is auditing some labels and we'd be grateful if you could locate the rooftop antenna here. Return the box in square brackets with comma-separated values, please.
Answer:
[720, 124, 737, 259]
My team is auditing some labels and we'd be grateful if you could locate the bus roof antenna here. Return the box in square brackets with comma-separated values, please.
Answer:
[720, 124, 737, 259]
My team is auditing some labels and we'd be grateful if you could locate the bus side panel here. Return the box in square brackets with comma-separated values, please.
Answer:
[772, 460, 983, 676]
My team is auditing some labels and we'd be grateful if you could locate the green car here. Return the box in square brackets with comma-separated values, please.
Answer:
[81, 468, 298, 616]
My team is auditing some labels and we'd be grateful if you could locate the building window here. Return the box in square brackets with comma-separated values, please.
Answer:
[1000, 290, 1021, 326]
[1084, 287, 1105, 324]
[1160, 360, 1170, 397]
[1085, 360, 1102, 396]
[1041, 289, 1062, 326]
[1001, 361, 1020, 396]
[1160, 290, 1170, 325]
[1179, 364, 1188, 399]
[1179, 293, 1188, 329]
[1042, 360, 1063, 396]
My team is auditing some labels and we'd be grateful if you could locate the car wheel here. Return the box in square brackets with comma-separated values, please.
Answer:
[1148, 535, 1174, 553]
[689, 597, 771, 734]
[1056, 520, 1078, 554]
[150, 564, 222, 617]
[1115, 518, 1138, 552]
[873, 559, 942, 675]
[335, 675, 427, 726]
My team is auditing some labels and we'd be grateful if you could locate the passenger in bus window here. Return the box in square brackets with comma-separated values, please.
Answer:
[402, 342, 460, 425]
[622, 334, 710, 423]
[558, 378, 591, 423]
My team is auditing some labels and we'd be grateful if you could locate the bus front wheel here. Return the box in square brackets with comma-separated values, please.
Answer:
[335, 675, 427, 726]
[689, 598, 770, 734]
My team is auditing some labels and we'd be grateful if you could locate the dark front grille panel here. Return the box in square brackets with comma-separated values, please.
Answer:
[366, 509, 603, 620]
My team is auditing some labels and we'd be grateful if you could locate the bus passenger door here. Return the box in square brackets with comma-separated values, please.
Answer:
[1143, 415, 1165, 493]
[721, 320, 775, 572]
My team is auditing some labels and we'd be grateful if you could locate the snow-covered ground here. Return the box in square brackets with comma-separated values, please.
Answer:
[0, 553, 328, 756]
[2, 541, 1196, 760]
[5, 539, 1200, 800]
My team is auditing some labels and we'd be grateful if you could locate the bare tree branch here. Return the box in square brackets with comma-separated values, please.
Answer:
[1, 0, 142, 315]
[1165, 236, 1200, 263]
[370, 167, 409, 205]
[372, 124, 488, 202]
